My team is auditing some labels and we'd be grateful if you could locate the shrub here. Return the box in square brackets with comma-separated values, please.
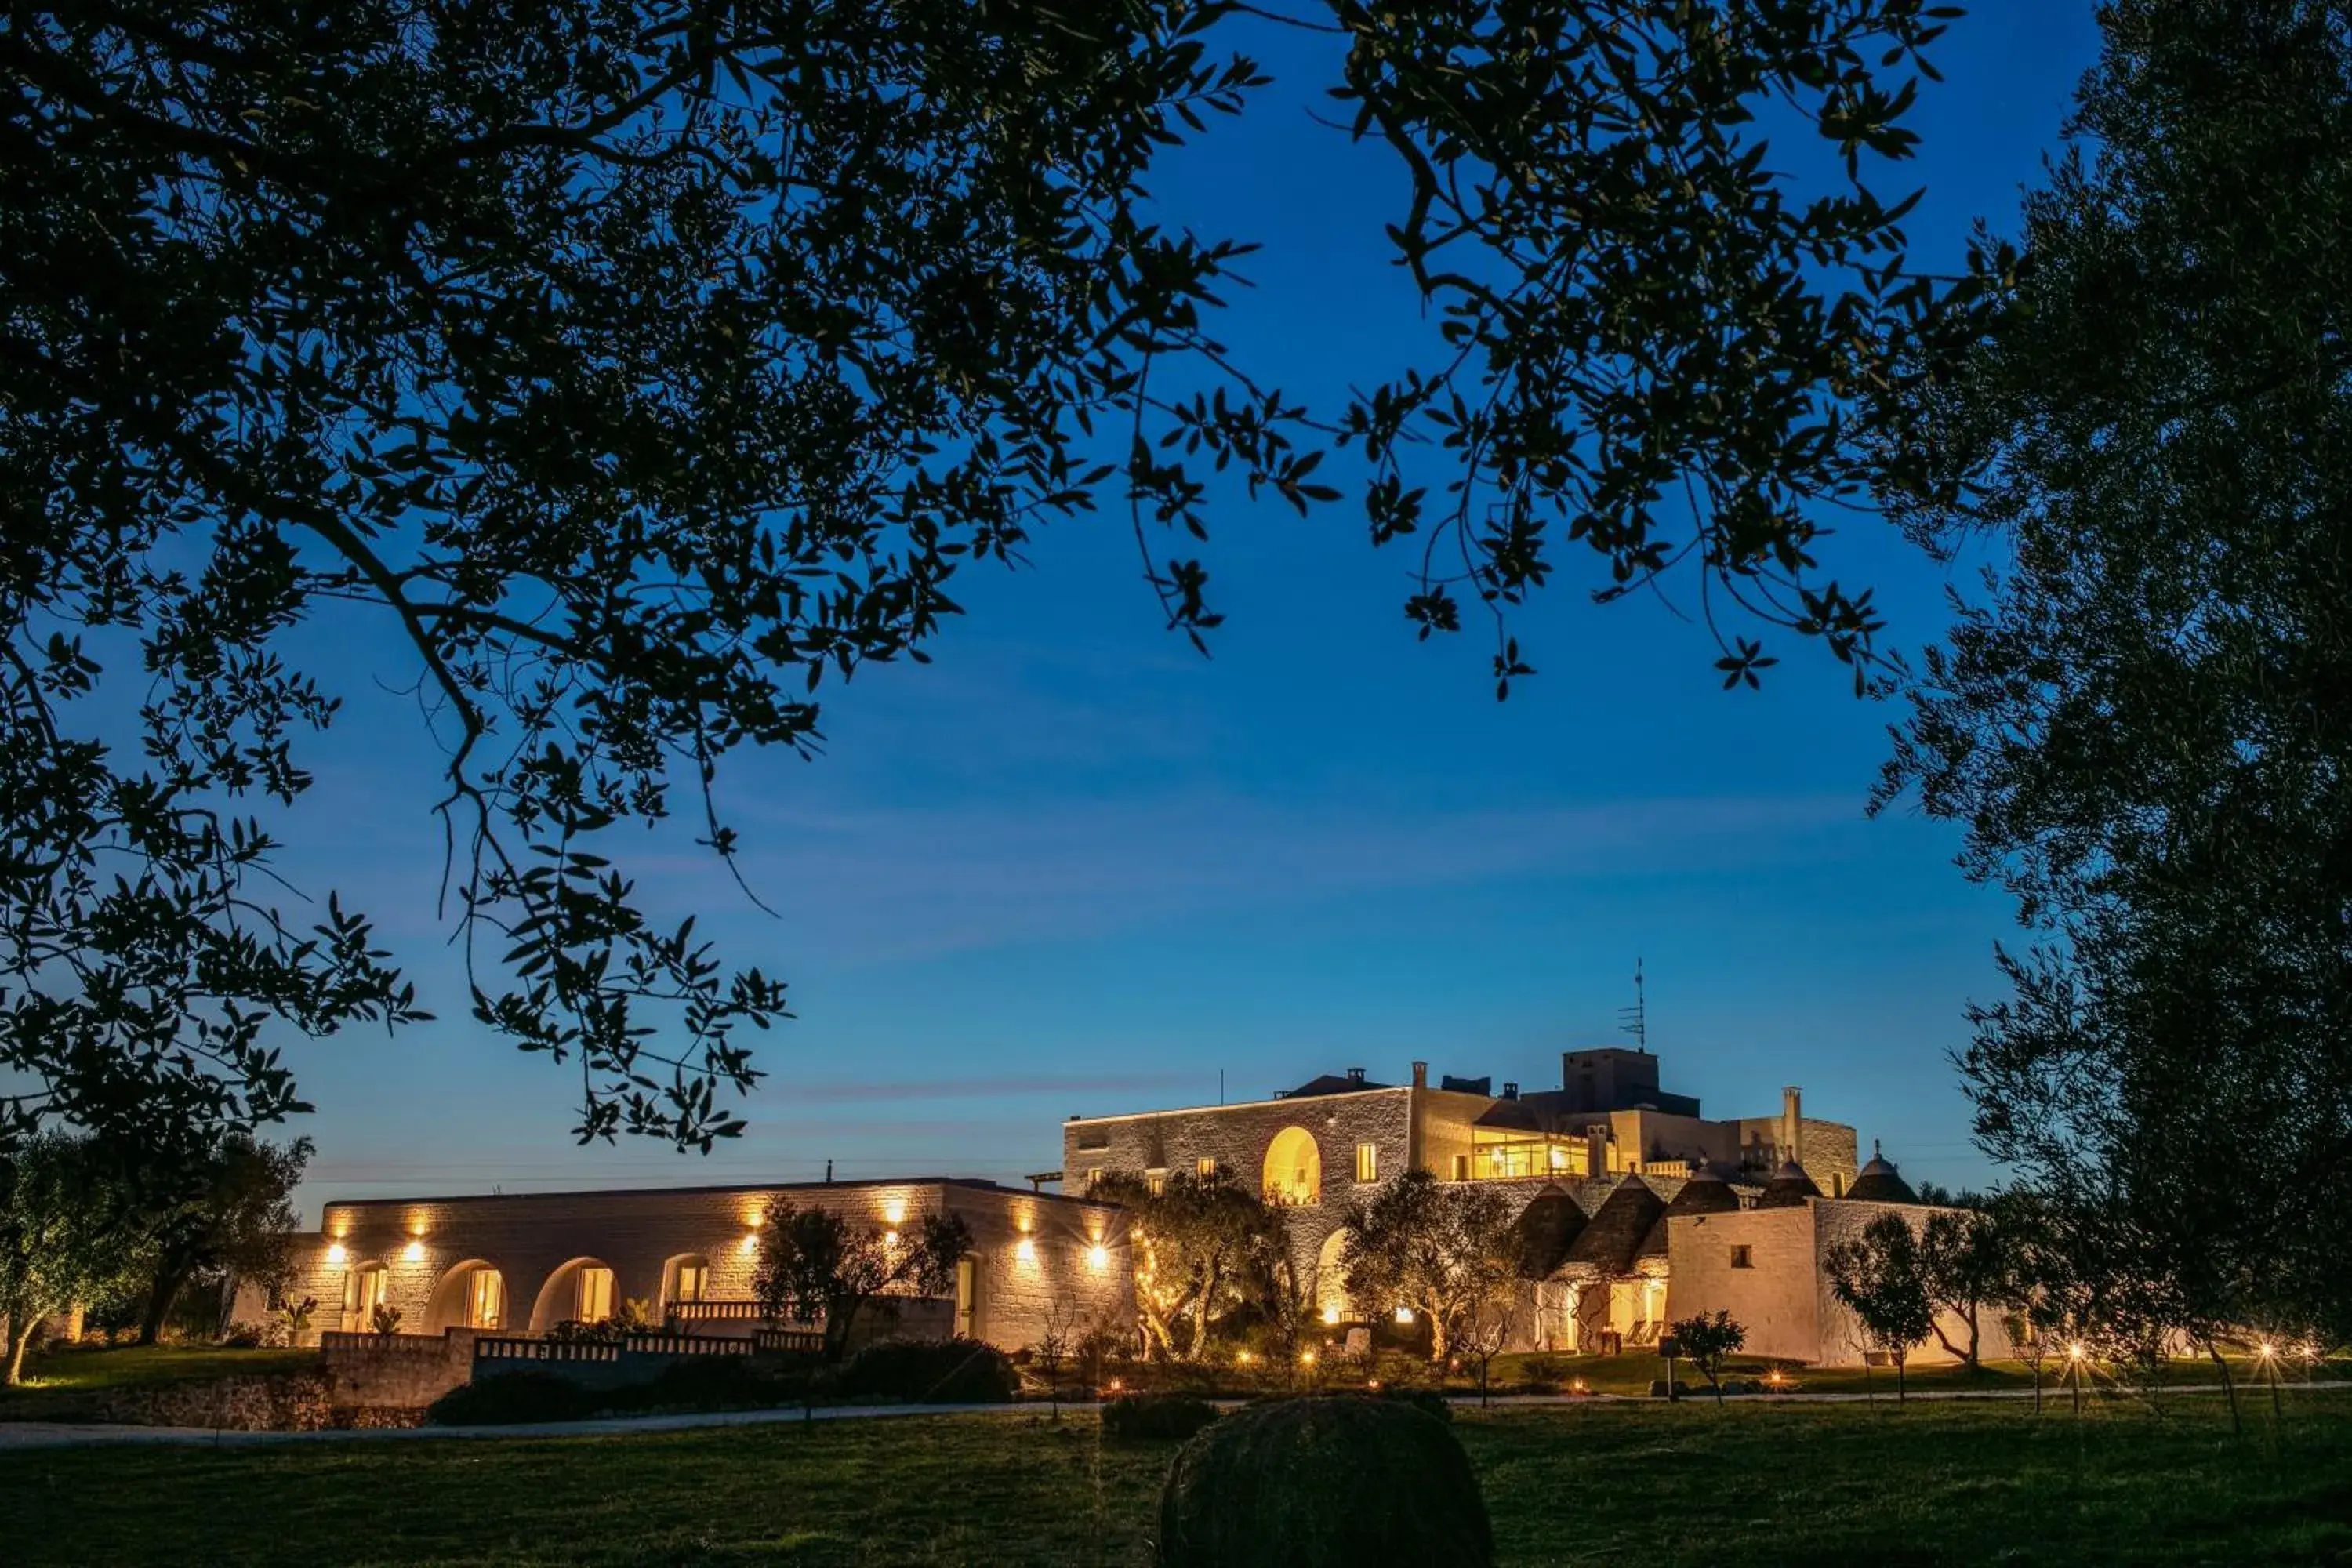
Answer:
[604, 1355, 824, 1414]
[1157, 1396, 1493, 1568]
[1513, 1354, 1570, 1391]
[1370, 1385, 1451, 1423]
[426, 1371, 596, 1426]
[835, 1337, 1017, 1404]
[1102, 1393, 1219, 1442]
[219, 1321, 266, 1349]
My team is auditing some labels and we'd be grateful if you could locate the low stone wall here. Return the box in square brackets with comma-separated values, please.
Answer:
[321, 1329, 476, 1407]
[89, 1369, 422, 1432]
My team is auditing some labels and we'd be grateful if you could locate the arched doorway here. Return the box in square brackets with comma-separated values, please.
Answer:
[530, 1258, 617, 1331]
[1261, 1127, 1322, 1207]
[1313, 1229, 1352, 1323]
[424, 1261, 506, 1332]
[662, 1253, 712, 1311]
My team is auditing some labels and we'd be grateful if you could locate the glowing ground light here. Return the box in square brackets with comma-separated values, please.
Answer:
[1299, 1350, 1316, 1366]
[1572, 1378, 1588, 1394]
[1108, 1379, 1123, 1393]
[1367, 1379, 1381, 1391]
[1236, 1350, 1254, 1365]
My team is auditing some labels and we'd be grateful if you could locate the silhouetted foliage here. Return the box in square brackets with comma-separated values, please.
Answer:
[1668, 1309, 1746, 1403]
[834, 1335, 1017, 1404]
[1874, 0, 2352, 1348]
[752, 1202, 969, 1363]
[5, 0, 1989, 1147]
[1102, 1391, 1220, 1441]
[1825, 1212, 1935, 1400]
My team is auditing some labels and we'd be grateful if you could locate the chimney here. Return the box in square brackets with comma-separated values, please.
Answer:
[1782, 1087, 1802, 1167]
[1502, 1082, 1519, 1100]
[1410, 1060, 1428, 1090]
[1347, 1066, 1366, 1085]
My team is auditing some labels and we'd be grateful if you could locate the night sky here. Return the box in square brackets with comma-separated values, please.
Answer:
[276, 2, 2107, 1220]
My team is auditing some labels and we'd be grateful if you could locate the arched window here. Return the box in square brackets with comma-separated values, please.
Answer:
[1261, 1127, 1322, 1207]
[662, 1253, 712, 1309]
[530, 1258, 618, 1331]
[424, 1261, 506, 1332]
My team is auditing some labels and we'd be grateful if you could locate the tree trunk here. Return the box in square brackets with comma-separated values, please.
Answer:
[825, 1296, 862, 1363]
[1928, 1319, 1966, 1361]
[1963, 1304, 1980, 1369]
[139, 1263, 194, 1346]
[1895, 1352, 1907, 1404]
[5, 1317, 35, 1386]
[2205, 1339, 2241, 1436]
[1426, 1305, 1449, 1363]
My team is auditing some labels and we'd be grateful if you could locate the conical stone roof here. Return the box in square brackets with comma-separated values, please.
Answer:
[1845, 1140, 1919, 1204]
[1755, 1159, 1823, 1210]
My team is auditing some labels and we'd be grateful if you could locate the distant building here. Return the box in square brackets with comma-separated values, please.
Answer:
[265, 1176, 1128, 1355]
[1060, 1048, 2005, 1366]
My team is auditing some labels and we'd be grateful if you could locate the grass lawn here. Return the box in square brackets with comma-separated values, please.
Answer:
[0, 1343, 317, 1413]
[4, 1394, 2349, 1565]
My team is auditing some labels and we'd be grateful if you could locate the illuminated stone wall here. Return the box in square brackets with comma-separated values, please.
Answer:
[1667, 1198, 2019, 1367]
[278, 1178, 1131, 1355]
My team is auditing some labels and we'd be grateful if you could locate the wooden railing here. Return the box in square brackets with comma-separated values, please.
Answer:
[754, 1327, 826, 1356]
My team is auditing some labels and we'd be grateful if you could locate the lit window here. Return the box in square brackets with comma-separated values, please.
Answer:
[576, 1265, 615, 1322]
[1085, 1167, 1104, 1192]
[1145, 1169, 1166, 1197]
[1354, 1143, 1378, 1182]
[1730, 1245, 1754, 1269]
[674, 1263, 709, 1304]
[1196, 1156, 1217, 1177]
[467, 1269, 506, 1329]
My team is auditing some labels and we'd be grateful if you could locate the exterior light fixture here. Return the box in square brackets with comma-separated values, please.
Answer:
[1087, 1243, 1109, 1270]
[2258, 1340, 2276, 1359]
[741, 1232, 760, 1254]
[883, 1229, 902, 1247]
[1015, 1237, 1037, 1262]
[1299, 1350, 1316, 1366]
[1394, 1306, 1414, 1324]
[1572, 1377, 1588, 1395]
[1367, 1379, 1381, 1391]
[1320, 1305, 1341, 1326]
[1237, 1350, 1254, 1365]
[325, 1243, 347, 1265]
[403, 1240, 425, 1263]
[1108, 1378, 1123, 1394]
[883, 1200, 906, 1225]
[2067, 1341, 2085, 1362]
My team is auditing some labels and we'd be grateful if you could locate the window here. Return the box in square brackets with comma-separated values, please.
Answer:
[466, 1269, 506, 1328]
[576, 1265, 615, 1323]
[1075, 1131, 1109, 1152]
[1354, 1143, 1378, 1182]
[673, 1263, 709, 1304]
[1450, 1153, 1469, 1181]
[1196, 1156, 1218, 1177]
[1085, 1167, 1104, 1192]
[1730, 1245, 1754, 1269]
[1145, 1169, 1167, 1197]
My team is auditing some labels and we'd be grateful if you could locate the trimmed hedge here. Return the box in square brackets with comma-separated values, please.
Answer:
[1102, 1393, 1219, 1442]
[1158, 1396, 1493, 1568]
[426, 1371, 595, 1426]
[835, 1337, 1018, 1404]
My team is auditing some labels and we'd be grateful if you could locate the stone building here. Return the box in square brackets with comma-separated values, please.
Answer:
[268, 1175, 1130, 1354]
[1059, 1047, 1861, 1338]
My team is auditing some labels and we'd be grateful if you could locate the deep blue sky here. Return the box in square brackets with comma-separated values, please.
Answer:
[278, 2, 2107, 1219]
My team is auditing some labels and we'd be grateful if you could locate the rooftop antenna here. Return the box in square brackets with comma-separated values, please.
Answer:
[1618, 957, 1648, 1053]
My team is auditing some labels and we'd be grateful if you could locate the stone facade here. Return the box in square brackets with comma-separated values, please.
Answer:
[1665, 1198, 2019, 1367]
[278, 1177, 1129, 1356]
